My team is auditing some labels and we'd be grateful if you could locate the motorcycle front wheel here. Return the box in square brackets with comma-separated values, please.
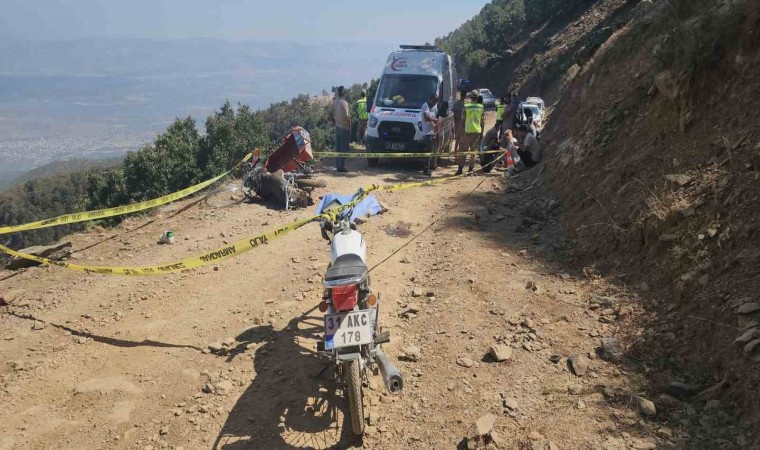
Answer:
[344, 359, 365, 435]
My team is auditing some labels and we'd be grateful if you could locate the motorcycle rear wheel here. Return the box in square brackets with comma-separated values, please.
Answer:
[345, 359, 365, 435]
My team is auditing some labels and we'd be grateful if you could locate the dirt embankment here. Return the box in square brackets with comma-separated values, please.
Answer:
[499, 0, 760, 438]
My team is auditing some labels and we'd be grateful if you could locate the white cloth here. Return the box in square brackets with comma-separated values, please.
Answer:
[421, 102, 437, 136]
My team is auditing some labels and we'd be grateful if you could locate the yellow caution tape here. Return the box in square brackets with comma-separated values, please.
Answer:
[0, 153, 253, 236]
[0, 152, 505, 276]
[0, 218, 309, 276]
[315, 149, 505, 159]
[0, 185, 379, 276]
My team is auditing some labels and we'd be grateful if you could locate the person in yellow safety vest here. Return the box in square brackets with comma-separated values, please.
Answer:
[456, 90, 484, 175]
[356, 90, 369, 146]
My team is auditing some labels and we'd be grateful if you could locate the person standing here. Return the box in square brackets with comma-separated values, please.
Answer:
[330, 86, 351, 173]
[452, 90, 466, 154]
[456, 90, 484, 175]
[421, 94, 439, 176]
[356, 90, 369, 146]
[509, 91, 520, 129]
[496, 97, 506, 138]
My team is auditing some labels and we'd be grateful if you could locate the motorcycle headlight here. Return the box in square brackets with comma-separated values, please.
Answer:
[368, 116, 378, 128]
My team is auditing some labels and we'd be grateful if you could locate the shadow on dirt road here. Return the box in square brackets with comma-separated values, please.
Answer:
[213, 307, 359, 450]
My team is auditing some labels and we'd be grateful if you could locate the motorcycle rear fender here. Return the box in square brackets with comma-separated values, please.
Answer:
[337, 352, 361, 362]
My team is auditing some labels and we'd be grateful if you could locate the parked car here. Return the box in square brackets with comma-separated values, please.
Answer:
[514, 102, 543, 129]
[525, 96, 545, 113]
[478, 88, 497, 108]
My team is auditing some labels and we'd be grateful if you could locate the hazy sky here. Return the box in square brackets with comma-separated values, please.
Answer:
[2, 0, 486, 43]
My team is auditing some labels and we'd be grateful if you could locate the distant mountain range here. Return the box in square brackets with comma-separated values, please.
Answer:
[0, 37, 394, 186]
[0, 157, 123, 189]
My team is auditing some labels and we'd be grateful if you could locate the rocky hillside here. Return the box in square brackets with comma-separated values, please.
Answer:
[455, 0, 760, 437]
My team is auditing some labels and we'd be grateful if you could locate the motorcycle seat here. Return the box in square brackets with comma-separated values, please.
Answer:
[325, 254, 368, 283]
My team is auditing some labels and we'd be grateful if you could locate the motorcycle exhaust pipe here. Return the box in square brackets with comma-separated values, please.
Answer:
[375, 349, 403, 395]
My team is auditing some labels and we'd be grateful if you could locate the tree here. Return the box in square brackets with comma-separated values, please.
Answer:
[122, 117, 201, 200]
[198, 101, 268, 178]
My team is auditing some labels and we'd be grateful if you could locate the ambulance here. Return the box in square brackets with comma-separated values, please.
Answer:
[365, 45, 457, 166]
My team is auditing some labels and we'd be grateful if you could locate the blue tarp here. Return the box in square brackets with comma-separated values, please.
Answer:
[315, 193, 383, 223]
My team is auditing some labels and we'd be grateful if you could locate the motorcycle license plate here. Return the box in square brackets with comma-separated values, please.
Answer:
[324, 310, 372, 350]
[385, 142, 406, 151]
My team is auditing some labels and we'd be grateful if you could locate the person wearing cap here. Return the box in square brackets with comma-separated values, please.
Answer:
[456, 90, 484, 175]
[421, 94, 439, 176]
[356, 90, 369, 146]
[329, 85, 351, 172]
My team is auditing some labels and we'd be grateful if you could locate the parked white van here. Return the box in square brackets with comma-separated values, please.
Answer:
[365, 45, 457, 166]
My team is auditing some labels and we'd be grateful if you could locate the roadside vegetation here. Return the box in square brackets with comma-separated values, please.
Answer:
[436, 0, 583, 69]
[0, 82, 376, 250]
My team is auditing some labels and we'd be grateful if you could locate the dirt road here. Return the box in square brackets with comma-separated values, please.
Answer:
[1, 115, 676, 450]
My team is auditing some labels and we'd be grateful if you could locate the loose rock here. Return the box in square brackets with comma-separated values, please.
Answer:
[737, 303, 760, 314]
[471, 413, 494, 436]
[214, 380, 234, 396]
[456, 357, 475, 368]
[208, 342, 224, 353]
[634, 396, 656, 416]
[663, 381, 698, 399]
[489, 344, 513, 362]
[734, 328, 758, 345]
[743, 339, 760, 357]
[598, 338, 623, 362]
[569, 355, 589, 377]
[503, 396, 519, 410]
[402, 345, 422, 362]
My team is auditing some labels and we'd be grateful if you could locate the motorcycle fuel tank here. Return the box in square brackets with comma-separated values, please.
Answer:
[331, 229, 366, 264]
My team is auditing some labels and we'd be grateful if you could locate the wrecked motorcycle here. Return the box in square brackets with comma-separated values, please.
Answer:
[242, 127, 325, 209]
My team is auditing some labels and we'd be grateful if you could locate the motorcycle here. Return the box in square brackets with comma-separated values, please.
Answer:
[316, 189, 403, 435]
[241, 127, 325, 209]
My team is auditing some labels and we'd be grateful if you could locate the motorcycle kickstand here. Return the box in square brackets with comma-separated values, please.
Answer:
[311, 362, 332, 379]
